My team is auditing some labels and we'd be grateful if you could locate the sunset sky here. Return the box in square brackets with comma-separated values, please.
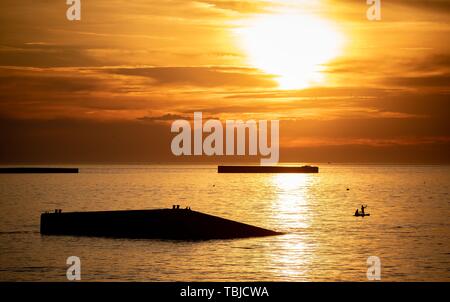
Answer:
[1, 0, 449, 163]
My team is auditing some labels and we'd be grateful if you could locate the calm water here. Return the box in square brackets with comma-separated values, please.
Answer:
[0, 165, 449, 281]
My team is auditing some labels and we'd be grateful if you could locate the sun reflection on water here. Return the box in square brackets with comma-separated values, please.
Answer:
[271, 174, 311, 229]
[268, 173, 315, 279]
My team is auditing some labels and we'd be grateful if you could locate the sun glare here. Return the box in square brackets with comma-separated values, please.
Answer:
[236, 13, 345, 89]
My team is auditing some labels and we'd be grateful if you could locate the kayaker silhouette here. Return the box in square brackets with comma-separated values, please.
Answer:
[361, 205, 367, 215]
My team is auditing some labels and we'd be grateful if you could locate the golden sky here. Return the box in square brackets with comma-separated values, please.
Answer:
[0, 0, 449, 163]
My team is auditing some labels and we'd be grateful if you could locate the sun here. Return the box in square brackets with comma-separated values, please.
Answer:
[236, 13, 345, 89]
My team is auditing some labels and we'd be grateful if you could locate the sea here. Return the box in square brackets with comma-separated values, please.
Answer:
[0, 164, 449, 281]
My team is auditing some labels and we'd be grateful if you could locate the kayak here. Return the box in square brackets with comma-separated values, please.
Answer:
[354, 213, 370, 217]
